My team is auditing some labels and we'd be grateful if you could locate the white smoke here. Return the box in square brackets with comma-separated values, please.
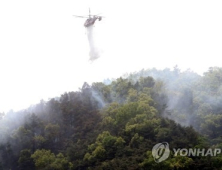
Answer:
[91, 90, 106, 108]
[86, 25, 101, 61]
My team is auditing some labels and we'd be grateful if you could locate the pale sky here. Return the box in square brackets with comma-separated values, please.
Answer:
[0, 0, 222, 112]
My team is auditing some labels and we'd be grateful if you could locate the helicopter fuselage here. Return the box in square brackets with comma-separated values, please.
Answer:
[84, 16, 102, 27]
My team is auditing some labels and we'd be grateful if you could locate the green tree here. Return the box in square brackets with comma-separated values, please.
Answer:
[18, 149, 35, 170]
[31, 149, 72, 170]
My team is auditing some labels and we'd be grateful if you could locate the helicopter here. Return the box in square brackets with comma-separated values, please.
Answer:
[73, 9, 103, 27]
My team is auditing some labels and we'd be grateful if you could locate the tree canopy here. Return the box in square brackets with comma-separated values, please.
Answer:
[0, 67, 222, 169]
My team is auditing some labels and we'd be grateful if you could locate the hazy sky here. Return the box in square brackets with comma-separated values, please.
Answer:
[0, 0, 222, 112]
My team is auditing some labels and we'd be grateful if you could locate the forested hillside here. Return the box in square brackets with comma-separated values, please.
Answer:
[1, 67, 222, 169]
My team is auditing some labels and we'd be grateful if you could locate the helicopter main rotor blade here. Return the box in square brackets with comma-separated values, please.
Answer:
[94, 15, 105, 18]
[73, 15, 88, 18]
